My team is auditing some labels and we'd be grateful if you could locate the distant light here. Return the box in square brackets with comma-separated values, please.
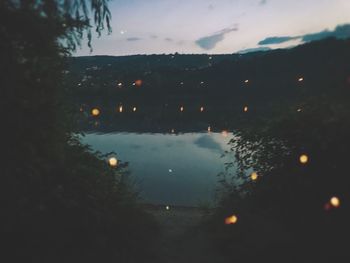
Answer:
[108, 157, 118, 167]
[251, 172, 258, 181]
[298, 77, 304, 82]
[200, 106, 204, 112]
[180, 82, 184, 85]
[330, 196, 340, 208]
[171, 129, 175, 133]
[119, 105, 123, 113]
[132, 82, 136, 86]
[243, 106, 248, 112]
[168, 169, 173, 173]
[165, 205, 170, 210]
[244, 79, 249, 83]
[135, 79, 142, 87]
[208, 126, 211, 133]
[91, 108, 100, 116]
[299, 154, 308, 164]
[200, 81, 205, 85]
[209, 56, 212, 60]
[133, 107, 137, 112]
[180, 106, 184, 112]
[79, 107, 84, 112]
[118, 82, 123, 87]
[297, 108, 302, 112]
[225, 215, 238, 225]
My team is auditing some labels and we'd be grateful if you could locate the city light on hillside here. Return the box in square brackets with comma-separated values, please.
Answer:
[135, 79, 142, 87]
[251, 172, 258, 181]
[108, 157, 118, 167]
[330, 196, 340, 208]
[91, 108, 100, 116]
[225, 215, 238, 225]
[299, 154, 309, 164]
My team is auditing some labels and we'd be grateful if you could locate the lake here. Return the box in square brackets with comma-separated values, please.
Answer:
[81, 132, 237, 206]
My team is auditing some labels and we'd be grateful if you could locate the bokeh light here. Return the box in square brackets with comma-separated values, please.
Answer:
[299, 154, 308, 164]
[225, 215, 238, 225]
[108, 157, 118, 167]
[91, 108, 100, 116]
[330, 196, 340, 208]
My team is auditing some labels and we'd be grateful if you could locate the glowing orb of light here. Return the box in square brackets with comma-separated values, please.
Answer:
[208, 126, 211, 133]
[135, 79, 142, 87]
[225, 215, 238, 225]
[244, 79, 249, 83]
[171, 129, 175, 133]
[180, 106, 184, 112]
[91, 108, 100, 116]
[243, 106, 248, 112]
[168, 169, 173, 173]
[108, 157, 118, 167]
[200, 106, 204, 112]
[133, 107, 137, 112]
[299, 154, 308, 164]
[297, 108, 302, 112]
[298, 77, 304, 82]
[165, 205, 170, 211]
[117, 82, 123, 87]
[251, 172, 258, 181]
[118, 106, 123, 113]
[330, 196, 340, 208]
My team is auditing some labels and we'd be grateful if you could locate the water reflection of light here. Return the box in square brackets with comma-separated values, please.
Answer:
[221, 130, 228, 137]
[91, 108, 100, 116]
[225, 215, 238, 225]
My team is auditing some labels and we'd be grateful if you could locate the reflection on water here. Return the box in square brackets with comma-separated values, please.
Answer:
[81, 132, 236, 206]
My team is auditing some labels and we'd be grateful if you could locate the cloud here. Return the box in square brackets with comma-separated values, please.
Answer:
[195, 26, 239, 50]
[164, 37, 173, 42]
[150, 35, 158, 39]
[258, 36, 299, 45]
[259, 0, 267, 5]
[126, 37, 142, 41]
[302, 24, 350, 42]
[208, 4, 214, 10]
[258, 24, 350, 46]
[238, 47, 271, 54]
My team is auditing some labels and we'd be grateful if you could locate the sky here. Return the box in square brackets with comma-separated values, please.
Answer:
[74, 0, 350, 56]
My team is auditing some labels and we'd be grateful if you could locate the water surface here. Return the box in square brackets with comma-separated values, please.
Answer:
[81, 132, 236, 206]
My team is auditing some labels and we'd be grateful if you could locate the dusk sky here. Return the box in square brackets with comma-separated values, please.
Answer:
[75, 0, 350, 56]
